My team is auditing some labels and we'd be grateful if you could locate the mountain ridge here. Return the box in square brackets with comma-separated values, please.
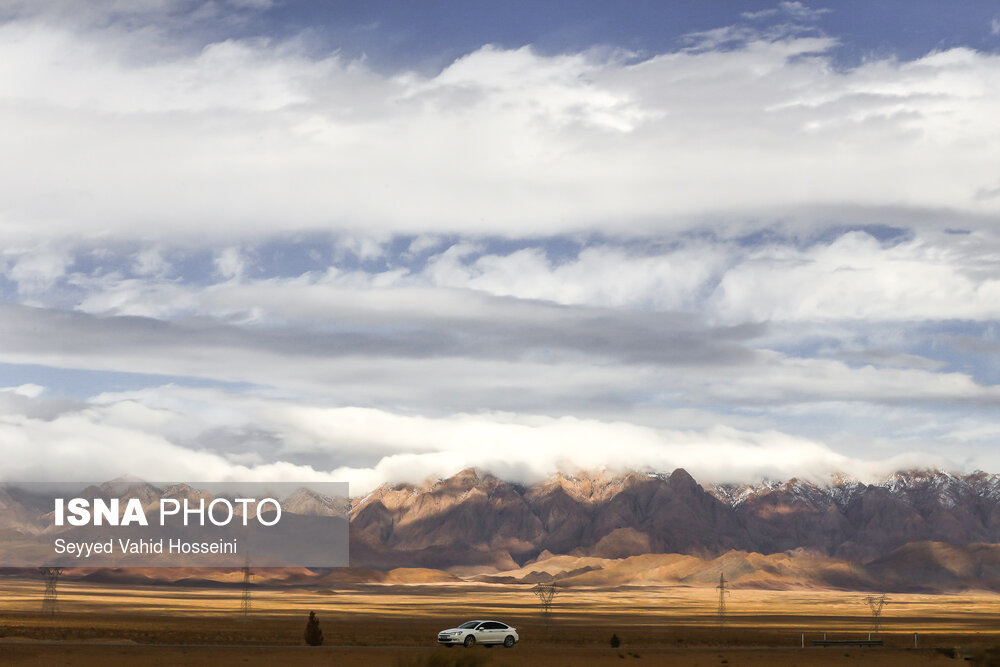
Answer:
[349, 466, 1000, 569]
[6, 467, 1000, 577]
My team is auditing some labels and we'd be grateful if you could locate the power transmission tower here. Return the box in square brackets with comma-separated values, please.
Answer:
[531, 583, 558, 621]
[716, 572, 730, 628]
[864, 594, 889, 634]
[39, 567, 63, 615]
[240, 563, 253, 618]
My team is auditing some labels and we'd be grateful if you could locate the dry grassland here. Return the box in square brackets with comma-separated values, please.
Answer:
[2, 577, 999, 665]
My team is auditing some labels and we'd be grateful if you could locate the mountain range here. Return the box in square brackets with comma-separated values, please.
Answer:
[349, 467, 1000, 572]
[7, 468, 1000, 591]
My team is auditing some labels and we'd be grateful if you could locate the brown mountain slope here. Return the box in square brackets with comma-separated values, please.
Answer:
[474, 544, 1000, 592]
[863, 541, 1000, 592]
[8, 468, 1000, 583]
[349, 467, 1000, 569]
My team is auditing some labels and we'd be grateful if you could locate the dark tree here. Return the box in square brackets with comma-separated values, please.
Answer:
[304, 610, 324, 646]
[610, 633, 620, 648]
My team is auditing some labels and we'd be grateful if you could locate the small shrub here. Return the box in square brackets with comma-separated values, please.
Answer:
[303, 610, 323, 646]
[610, 633, 621, 648]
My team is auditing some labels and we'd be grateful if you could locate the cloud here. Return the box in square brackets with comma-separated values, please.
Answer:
[131, 247, 171, 277]
[0, 298, 764, 415]
[697, 353, 1000, 406]
[0, 400, 331, 485]
[3, 245, 72, 295]
[0, 384, 956, 491]
[214, 247, 246, 280]
[742, 8, 780, 21]
[1, 291, 998, 421]
[60, 229, 1000, 325]
[3, 230, 998, 413]
[1, 383, 44, 398]
[419, 243, 731, 311]
[830, 348, 947, 372]
[2, 5, 1000, 488]
[743, 2, 831, 22]
[710, 231, 1000, 322]
[0, 15, 999, 243]
[407, 231, 1000, 324]
[0, 0, 272, 32]
[976, 183, 1000, 201]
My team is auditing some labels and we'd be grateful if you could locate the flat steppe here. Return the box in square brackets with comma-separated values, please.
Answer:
[2, 577, 998, 665]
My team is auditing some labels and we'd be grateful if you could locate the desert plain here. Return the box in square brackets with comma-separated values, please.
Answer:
[3, 574, 1000, 666]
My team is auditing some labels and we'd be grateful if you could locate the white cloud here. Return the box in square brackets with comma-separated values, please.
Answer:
[3, 245, 72, 295]
[711, 231, 1000, 322]
[72, 275, 196, 318]
[2, 7, 1000, 486]
[132, 247, 170, 277]
[0, 404, 332, 485]
[405, 235, 444, 257]
[0, 384, 955, 491]
[421, 243, 731, 310]
[0, 0, 273, 32]
[214, 246, 246, 280]
[335, 235, 389, 262]
[742, 8, 780, 21]
[0, 18, 999, 243]
[743, 2, 830, 22]
[0, 294, 997, 419]
[696, 352, 1000, 405]
[44, 229, 1000, 326]
[305, 232, 1000, 324]
[1, 383, 45, 398]
[777, 2, 831, 21]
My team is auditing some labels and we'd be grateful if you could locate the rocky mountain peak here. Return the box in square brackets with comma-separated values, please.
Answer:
[666, 467, 698, 490]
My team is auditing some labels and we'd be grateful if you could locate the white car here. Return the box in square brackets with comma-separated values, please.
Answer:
[437, 620, 519, 648]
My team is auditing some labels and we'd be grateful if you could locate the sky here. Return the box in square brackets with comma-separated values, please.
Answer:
[2, 0, 1000, 492]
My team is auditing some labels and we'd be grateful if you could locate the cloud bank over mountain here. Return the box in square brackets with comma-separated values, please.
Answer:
[1, 1, 999, 490]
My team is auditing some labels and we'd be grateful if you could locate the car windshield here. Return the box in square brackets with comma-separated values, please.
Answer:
[458, 621, 480, 629]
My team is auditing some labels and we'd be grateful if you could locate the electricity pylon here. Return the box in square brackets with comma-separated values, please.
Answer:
[864, 594, 889, 633]
[717, 572, 730, 627]
[240, 563, 253, 618]
[39, 567, 63, 615]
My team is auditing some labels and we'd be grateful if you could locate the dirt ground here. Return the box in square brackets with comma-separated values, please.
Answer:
[1, 577, 997, 665]
[0, 644, 972, 666]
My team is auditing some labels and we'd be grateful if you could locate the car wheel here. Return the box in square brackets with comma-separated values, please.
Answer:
[503, 635, 515, 648]
[463, 635, 476, 648]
